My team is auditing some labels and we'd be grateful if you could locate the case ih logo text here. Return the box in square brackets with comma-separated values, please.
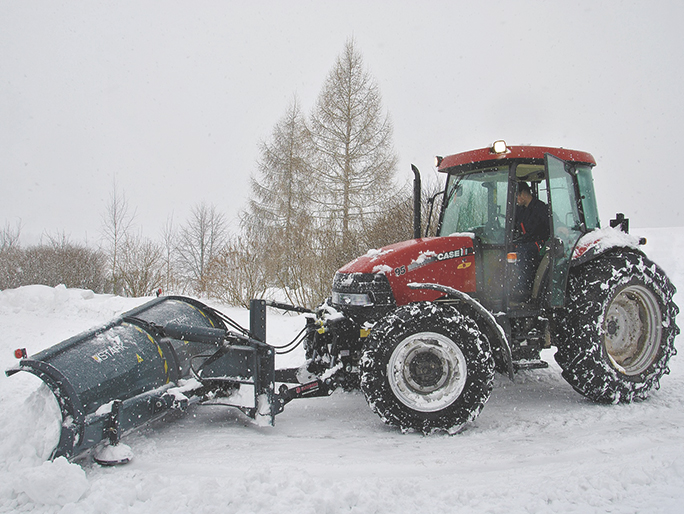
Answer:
[436, 248, 472, 261]
[401, 247, 473, 275]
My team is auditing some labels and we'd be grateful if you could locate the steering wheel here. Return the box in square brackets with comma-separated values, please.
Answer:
[472, 217, 504, 243]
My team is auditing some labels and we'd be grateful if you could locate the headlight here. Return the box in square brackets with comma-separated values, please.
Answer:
[332, 292, 373, 307]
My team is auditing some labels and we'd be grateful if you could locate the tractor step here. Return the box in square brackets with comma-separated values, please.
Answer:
[512, 359, 549, 371]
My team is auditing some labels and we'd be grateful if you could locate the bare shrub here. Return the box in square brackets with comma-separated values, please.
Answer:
[206, 236, 269, 308]
[0, 239, 107, 292]
[118, 234, 165, 297]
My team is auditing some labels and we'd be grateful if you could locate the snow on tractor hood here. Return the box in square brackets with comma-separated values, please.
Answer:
[337, 235, 477, 306]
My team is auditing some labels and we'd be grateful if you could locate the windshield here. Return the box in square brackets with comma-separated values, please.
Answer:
[439, 166, 509, 244]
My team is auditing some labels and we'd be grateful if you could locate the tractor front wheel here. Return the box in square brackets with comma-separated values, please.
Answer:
[554, 249, 679, 403]
[360, 302, 495, 434]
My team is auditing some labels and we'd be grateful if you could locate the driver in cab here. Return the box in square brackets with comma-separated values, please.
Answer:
[513, 182, 550, 300]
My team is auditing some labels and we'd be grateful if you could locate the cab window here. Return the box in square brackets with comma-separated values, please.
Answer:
[576, 165, 600, 230]
[440, 167, 508, 244]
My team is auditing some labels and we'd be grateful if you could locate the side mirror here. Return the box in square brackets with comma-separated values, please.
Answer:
[610, 213, 630, 233]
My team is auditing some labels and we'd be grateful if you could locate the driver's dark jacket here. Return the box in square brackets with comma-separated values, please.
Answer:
[515, 197, 550, 251]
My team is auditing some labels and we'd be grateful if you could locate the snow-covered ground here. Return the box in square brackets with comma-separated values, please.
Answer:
[1, 227, 683, 513]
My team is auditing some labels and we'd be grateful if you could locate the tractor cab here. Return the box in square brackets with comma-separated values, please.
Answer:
[435, 141, 599, 314]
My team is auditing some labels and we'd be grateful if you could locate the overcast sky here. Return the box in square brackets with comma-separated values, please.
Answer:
[2, 1, 683, 245]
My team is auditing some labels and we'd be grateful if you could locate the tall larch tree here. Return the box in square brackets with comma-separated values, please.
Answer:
[243, 98, 318, 306]
[309, 39, 398, 268]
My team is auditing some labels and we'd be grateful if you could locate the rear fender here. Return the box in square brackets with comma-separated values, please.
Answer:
[571, 227, 644, 267]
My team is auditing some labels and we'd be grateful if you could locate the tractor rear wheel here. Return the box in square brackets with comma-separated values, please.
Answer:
[554, 249, 679, 403]
[360, 302, 495, 434]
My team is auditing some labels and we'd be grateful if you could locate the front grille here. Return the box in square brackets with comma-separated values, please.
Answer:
[331, 273, 396, 322]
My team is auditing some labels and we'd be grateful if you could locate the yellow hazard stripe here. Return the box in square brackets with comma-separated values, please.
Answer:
[133, 324, 170, 384]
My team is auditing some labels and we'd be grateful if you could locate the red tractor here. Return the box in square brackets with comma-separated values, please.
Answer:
[305, 141, 680, 434]
[8, 141, 680, 463]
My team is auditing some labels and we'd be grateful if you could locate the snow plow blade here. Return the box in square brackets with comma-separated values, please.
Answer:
[5, 296, 277, 461]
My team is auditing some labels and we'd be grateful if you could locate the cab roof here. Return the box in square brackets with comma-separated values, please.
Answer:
[437, 143, 596, 173]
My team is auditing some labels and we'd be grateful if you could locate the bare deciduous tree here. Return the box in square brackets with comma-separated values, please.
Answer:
[160, 214, 179, 294]
[101, 182, 136, 294]
[363, 173, 446, 249]
[176, 202, 227, 295]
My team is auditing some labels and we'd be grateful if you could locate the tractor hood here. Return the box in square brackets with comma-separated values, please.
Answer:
[333, 235, 476, 312]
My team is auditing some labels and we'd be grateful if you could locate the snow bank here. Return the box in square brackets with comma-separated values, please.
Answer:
[0, 228, 682, 513]
[17, 457, 89, 506]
